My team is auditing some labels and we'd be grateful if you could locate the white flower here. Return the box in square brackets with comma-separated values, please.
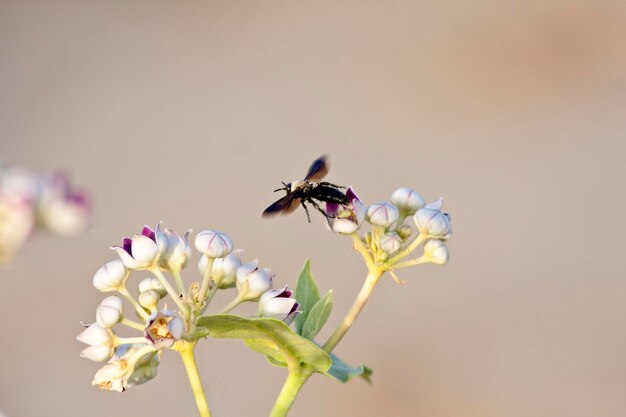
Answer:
[236, 261, 273, 301]
[77, 324, 115, 362]
[92, 344, 159, 392]
[111, 223, 166, 270]
[160, 228, 192, 271]
[391, 187, 424, 215]
[138, 276, 166, 298]
[367, 202, 399, 227]
[258, 286, 299, 324]
[199, 249, 243, 289]
[144, 310, 184, 349]
[379, 232, 402, 255]
[326, 187, 366, 234]
[414, 198, 452, 239]
[195, 230, 233, 258]
[0, 196, 34, 264]
[92, 359, 131, 392]
[96, 296, 124, 328]
[93, 259, 129, 292]
[423, 239, 449, 265]
[37, 173, 90, 236]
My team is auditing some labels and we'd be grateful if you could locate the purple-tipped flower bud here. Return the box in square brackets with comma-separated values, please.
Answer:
[391, 188, 425, 215]
[160, 228, 192, 271]
[93, 259, 128, 292]
[96, 296, 124, 328]
[194, 230, 233, 258]
[111, 223, 166, 270]
[258, 286, 300, 324]
[77, 324, 115, 362]
[379, 232, 403, 255]
[367, 202, 399, 227]
[236, 261, 273, 301]
[144, 310, 184, 349]
[423, 239, 449, 265]
[137, 277, 166, 299]
[414, 198, 452, 239]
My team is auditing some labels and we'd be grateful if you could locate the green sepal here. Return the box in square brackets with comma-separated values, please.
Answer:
[301, 290, 333, 341]
[326, 353, 373, 384]
[294, 260, 321, 335]
[196, 314, 331, 373]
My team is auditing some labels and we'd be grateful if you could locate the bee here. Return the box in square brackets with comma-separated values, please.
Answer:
[262, 155, 349, 222]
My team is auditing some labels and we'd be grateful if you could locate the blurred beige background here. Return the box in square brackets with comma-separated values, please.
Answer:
[1, 1, 625, 416]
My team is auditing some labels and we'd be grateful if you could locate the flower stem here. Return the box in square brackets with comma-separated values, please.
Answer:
[322, 267, 384, 353]
[150, 267, 189, 314]
[121, 317, 146, 331]
[118, 286, 150, 320]
[270, 366, 312, 417]
[219, 296, 243, 314]
[197, 257, 215, 306]
[179, 342, 212, 417]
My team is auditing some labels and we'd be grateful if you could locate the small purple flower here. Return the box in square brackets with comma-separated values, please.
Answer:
[38, 172, 91, 236]
[326, 187, 366, 234]
[111, 222, 166, 270]
[258, 286, 300, 325]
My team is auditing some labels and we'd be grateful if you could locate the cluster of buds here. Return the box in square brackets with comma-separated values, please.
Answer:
[78, 222, 300, 392]
[0, 164, 90, 265]
[325, 187, 452, 279]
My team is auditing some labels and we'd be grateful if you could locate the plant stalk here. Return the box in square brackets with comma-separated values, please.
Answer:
[179, 342, 212, 417]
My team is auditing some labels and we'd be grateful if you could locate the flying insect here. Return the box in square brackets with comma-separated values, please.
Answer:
[262, 155, 348, 222]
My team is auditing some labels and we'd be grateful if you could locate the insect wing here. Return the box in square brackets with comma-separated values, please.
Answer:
[304, 155, 329, 182]
[262, 194, 301, 217]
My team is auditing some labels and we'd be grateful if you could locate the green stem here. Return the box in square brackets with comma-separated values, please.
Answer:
[197, 257, 215, 306]
[387, 233, 425, 264]
[322, 267, 384, 353]
[150, 267, 189, 314]
[118, 286, 150, 320]
[219, 296, 243, 314]
[270, 366, 312, 417]
[179, 342, 212, 417]
[172, 268, 186, 296]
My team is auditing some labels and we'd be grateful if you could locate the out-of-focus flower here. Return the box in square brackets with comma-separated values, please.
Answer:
[195, 230, 233, 258]
[111, 223, 166, 270]
[423, 239, 449, 265]
[390, 187, 424, 215]
[198, 249, 243, 289]
[236, 261, 273, 301]
[258, 286, 299, 324]
[0, 196, 34, 264]
[144, 310, 184, 349]
[160, 228, 192, 272]
[93, 259, 129, 292]
[414, 198, 452, 239]
[367, 202, 399, 228]
[379, 232, 402, 255]
[326, 187, 366, 234]
[96, 296, 124, 328]
[37, 172, 90, 236]
[77, 324, 115, 362]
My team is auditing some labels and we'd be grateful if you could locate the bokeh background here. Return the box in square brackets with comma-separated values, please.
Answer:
[1, 1, 625, 416]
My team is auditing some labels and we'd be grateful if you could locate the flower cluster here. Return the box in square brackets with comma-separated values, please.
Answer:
[78, 222, 299, 392]
[326, 186, 452, 279]
[0, 164, 90, 265]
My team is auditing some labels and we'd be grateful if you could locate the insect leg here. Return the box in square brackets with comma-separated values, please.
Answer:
[301, 200, 312, 223]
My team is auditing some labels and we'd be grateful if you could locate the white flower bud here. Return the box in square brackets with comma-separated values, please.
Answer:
[391, 188, 424, 215]
[144, 310, 184, 349]
[367, 202, 399, 227]
[200, 249, 243, 289]
[96, 296, 124, 328]
[77, 324, 115, 362]
[236, 262, 273, 301]
[379, 232, 402, 255]
[93, 259, 128, 292]
[258, 287, 300, 324]
[423, 239, 449, 265]
[414, 198, 451, 239]
[137, 277, 166, 298]
[139, 290, 160, 310]
[161, 228, 191, 271]
[195, 230, 233, 258]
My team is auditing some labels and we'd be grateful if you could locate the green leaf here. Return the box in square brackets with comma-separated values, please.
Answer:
[197, 314, 331, 374]
[301, 290, 333, 340]
[326, 353, 373, 384]
[294, 260, 321, 335]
